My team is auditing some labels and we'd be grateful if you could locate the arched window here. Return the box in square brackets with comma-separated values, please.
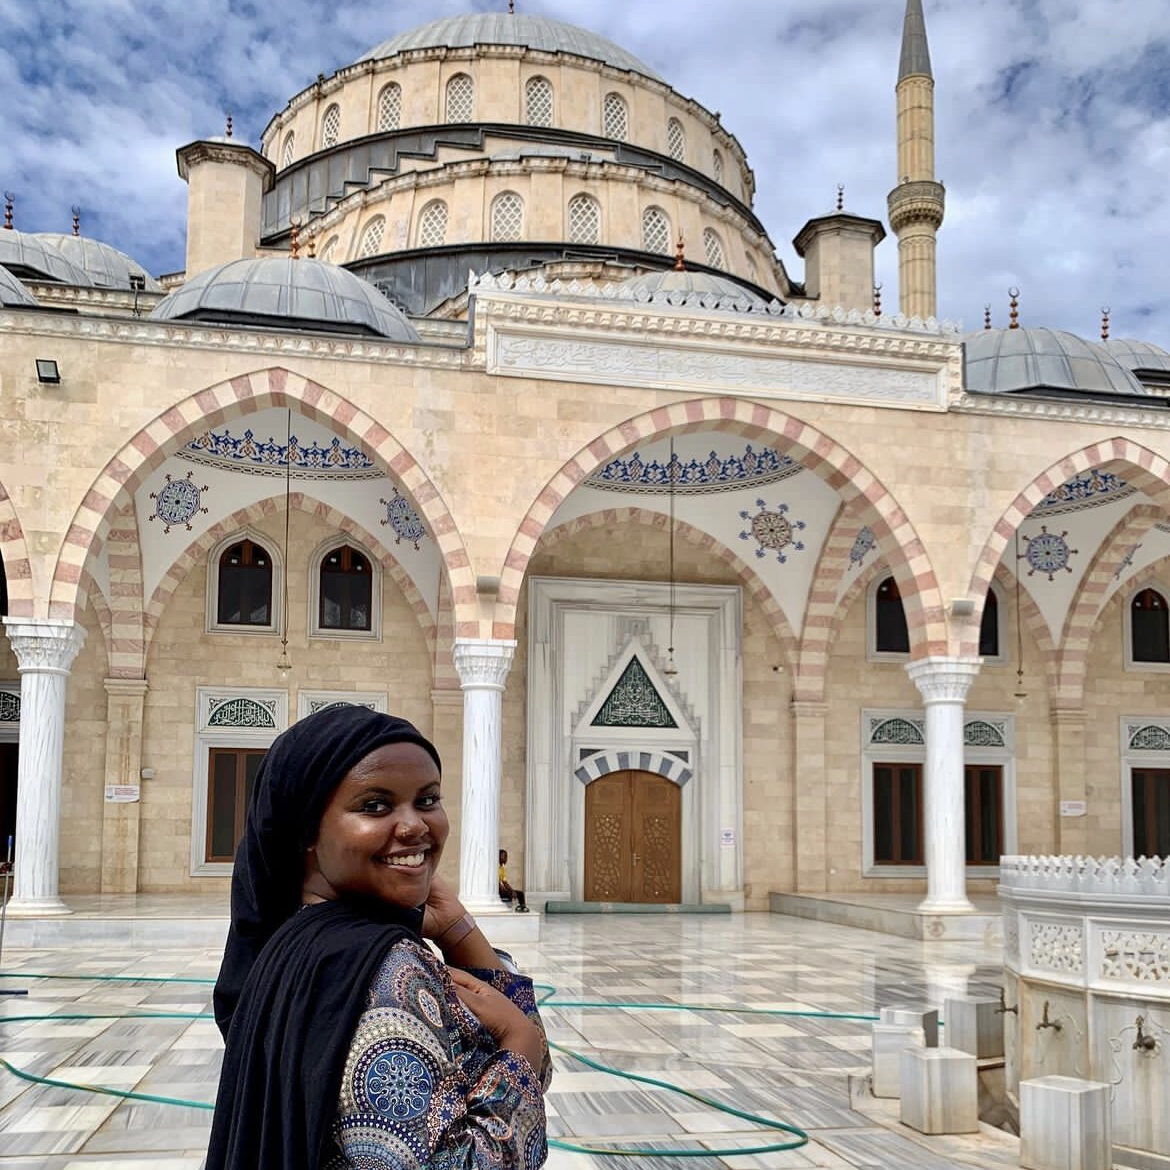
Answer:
[568, 193, 601, 244]
[641, 206, 671, 255]
[319, 545, 372, 631]
[702, 228, 725, 269]
[745, 253, 759, 284]
[875, 576, 910, 654]
[1132, 588, 1170, 663]
[217, 539, 273, 627]
[318, 235, 339, 264]
[666, 117, 686, 161]
[525, 75, 553, 126]
[358, 216, 386, 257]
[280, 132, 295, 168]
[712, 149, 724, 185]
[321, 103, 341, 148]
[490, 191, 524, 241]
[978, 587, 1000, 658]
[445, 73, 474, 122]
[417, 199, 448, 247]
[377, 82, 401, 132]
[603, 92, 628, 141]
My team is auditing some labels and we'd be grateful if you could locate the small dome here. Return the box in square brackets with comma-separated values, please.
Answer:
[0, 229, 92, 285]
[1103, 337, 1170, 374]
[358, 13, 663, 82]
[617, 269, 774, 312]
[34, 234, 162, 292]
[0, 264, 40, 307]
[149, 257, 420, 341]
[964, 327, 1147, 396]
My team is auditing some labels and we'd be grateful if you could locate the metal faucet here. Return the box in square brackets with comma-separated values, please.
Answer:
[1036, 1000, 1062, 1033]
[1134, 1015, 1157, 1052]
[996, 986, 1018, 1016]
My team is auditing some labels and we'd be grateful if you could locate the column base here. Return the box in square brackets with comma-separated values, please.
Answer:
[916, 895, 976, 915]
[3, 895, 73, 917]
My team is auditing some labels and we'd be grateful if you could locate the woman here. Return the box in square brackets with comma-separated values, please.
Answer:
[206, 705, 550, 1170]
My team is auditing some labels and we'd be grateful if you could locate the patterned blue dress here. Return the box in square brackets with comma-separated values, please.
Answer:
[325, 939, 550, 1169]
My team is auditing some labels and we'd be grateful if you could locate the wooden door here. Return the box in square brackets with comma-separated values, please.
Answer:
[584, 770, 681, 903]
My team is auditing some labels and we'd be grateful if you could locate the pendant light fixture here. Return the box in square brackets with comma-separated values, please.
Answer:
[1013, 530, 1026, 701]
[275, 408, 293, 680]
[663, 438, 679, 676]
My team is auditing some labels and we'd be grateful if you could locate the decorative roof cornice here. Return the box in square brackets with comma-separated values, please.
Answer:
[954, 391, 1170, 429]
[176, 140, 275, 189]
[25, 282, 166, 313]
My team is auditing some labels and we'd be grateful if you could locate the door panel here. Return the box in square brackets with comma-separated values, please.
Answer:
[631, 772, 681, 902]
[583, 773, 632, 900]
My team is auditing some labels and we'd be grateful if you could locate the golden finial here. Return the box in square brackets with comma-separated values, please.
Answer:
[984, 304, 992, 330]
[289, 218, 301, 260]
[673, 232, 686, 272]
[873, 282, 882, 317]
[71, 205, 81, 236]
[1008, 287, 1020, 330]
[1100, 306, 1111, 341]
[836, 183, 844, 212]
[307, 234, 317, 258]
[225, 113, 233, 139]
[508, 0, 515, 12]
[3, 192, 13, 230]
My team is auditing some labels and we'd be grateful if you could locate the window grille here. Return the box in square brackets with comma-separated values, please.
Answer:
[641, 206, 671, 255]
[377, 83, 401, 132]
[713, 149, 723, 185]
[490, 191, 524, 241]
[321, 104, 341, 148]
[417, 200, 448, 247]
[603, 92, 628, 141]
[702, 228, 725, 269]
[280, 132, 295, 168]
[525, 76, 553, 126]
[358, 216, 386, 257]
[445, 73, 474, 122]
[666, 117, 685, 161]
[568, 193, 600, 244]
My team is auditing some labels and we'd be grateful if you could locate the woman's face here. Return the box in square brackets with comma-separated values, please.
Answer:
[303, 741, 447, 908]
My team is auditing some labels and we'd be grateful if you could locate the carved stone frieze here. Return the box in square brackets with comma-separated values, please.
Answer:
[1100, 929, 1170, 984]
[1029, 920, 1084, 973]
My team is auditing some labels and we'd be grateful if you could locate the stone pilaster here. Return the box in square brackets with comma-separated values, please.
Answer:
[452, 638, 516, 913]
[906, 656, 981, 914]
[791, 699, 829, 891]
[1051, 706, 1088, 855]
[100, 678, 149, 894]
[2, 618, 86, 914]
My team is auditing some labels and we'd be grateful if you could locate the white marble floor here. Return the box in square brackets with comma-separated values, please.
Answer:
[0, 913, 1021, 1168]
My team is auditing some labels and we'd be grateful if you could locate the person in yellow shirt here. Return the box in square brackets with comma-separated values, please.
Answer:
[498, 848, 530, 912]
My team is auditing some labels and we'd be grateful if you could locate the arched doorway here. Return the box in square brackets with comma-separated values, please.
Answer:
[584, 770, 681, 903]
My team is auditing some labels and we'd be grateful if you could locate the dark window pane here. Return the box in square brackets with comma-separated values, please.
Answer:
[874, 765, 894, 862]
[209, 752, 238, 861]
[897, 766, 920, 862]
[217, 540, 273, 626]
[978, 590, 999, 657]
[965, 765, 1002, 864]
[1132, 590, 1170, 663]
[1133, 769, 1170, 858]
[873, 763, 921, 864]
[320, 546, 373, 630]
[876, 577, 910, 653]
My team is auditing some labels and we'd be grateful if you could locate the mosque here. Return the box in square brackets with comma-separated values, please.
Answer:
[2, 1, 1169, 928]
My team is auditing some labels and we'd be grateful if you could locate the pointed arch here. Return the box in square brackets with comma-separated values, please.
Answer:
[498, 397, 947, 656]
[0, 478, 34, 618]
[50, 367, 470, 624]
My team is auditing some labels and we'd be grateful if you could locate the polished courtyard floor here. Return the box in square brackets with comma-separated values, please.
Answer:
[0, 913, 1021, 1168]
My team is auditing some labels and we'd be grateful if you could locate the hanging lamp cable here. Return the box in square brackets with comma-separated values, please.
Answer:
[276, 408, 293, 677]
[665, 439, 678, 675]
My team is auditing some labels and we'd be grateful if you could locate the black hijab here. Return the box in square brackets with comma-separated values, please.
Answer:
[206, 705, 442, 1170]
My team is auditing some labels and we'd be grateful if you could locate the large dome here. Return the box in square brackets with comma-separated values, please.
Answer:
[0, 264, 40, 308]
[964, 327, 1147, 396]
[35, 234, 162, 292]
[358, 13, 664, 82]
[1103, 337, 1170, 374]
[150, 257, 420, 341]
[0, 229, 92, 285]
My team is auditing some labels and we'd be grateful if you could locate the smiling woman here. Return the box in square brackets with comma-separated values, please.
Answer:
[206, 704, 550, 1170]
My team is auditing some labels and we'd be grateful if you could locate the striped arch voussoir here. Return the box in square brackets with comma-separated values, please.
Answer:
[0, 482, 35, 618]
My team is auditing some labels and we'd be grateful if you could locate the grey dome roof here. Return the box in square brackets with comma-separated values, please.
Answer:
[0, 229, 92, 285]
[150, 257, 420, 341]
[1103, 337, 1170, 374]
[358, 14, 663, 82]
[617, 269, 773, 311]
[964, 327, 1148, 396]
[0, 264, 40, 307]
[34, 234, 162, 292]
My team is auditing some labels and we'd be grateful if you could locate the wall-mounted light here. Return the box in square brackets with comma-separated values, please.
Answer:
[35, 359, 60, 384]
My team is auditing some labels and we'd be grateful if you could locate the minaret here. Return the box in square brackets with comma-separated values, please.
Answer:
[887, 0, 945, 319]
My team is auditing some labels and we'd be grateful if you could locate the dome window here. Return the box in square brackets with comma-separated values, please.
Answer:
[319, 236, 339, 264]
[321, 104, 341, 148]
[358, 216, 386, 258]
[666, 117, 686, 162]
[713, 149, 724, 185]
[280, 132, 295, 169]
[445, 72, 474, 122]
[745, 253, 759, 283]
[568, 193, 601, 245]
[603, 92, 628, 141]
[525, 76, 553, 127]
[702, 228, 725, 269]
[377, 82, 402, 132]
[490, 192, 524, 242]
[417, 200, 448, 248]
[1132, 588, 1170, 664]
[641, 206, 671, 255]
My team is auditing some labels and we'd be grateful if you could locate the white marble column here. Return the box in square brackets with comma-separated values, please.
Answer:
[905, 656, 980, 914]
[452, 637, 516, 914]
[2, 618, 87, 915]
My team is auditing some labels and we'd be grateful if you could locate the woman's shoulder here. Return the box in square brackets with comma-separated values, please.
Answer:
[364, 935, 448, 1009]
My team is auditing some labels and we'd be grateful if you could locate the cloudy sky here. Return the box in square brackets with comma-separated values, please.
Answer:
[2, 0, 1167, 341]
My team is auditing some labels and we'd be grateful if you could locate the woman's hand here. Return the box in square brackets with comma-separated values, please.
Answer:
[422, 874, 466, 940]
[448, 967, 546, 1072]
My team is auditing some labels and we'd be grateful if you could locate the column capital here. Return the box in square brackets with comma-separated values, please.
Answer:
[453, 638, 516, 692]
[104, 677, 149, 698]
[905, 655, 980, 704]
[2, 618, 86, 676]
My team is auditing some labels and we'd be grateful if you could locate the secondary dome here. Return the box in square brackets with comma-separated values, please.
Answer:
[0, 229, 92, 285]
[358, 13, 663, 82]
[617, 269, 775, 312]
[964, 327, 1147, 396]
[0, 264, 40, 307]
[150, 257, 420, 341]
[1103, 338, 1170, 374]
[35, 234, 162, 292]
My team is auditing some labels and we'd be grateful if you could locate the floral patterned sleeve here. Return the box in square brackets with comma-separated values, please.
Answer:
[327, 939, 549, 1170]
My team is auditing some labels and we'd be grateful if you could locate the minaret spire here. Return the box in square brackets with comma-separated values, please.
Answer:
[887, 0, 945, 319]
